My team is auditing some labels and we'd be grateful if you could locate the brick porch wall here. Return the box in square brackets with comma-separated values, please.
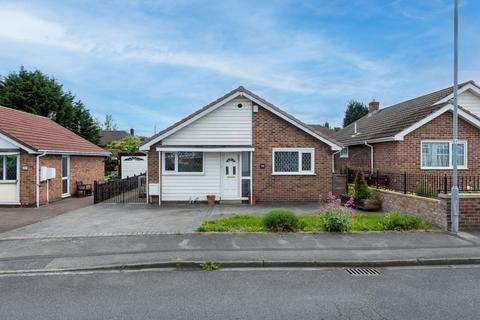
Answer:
[252, 106, 333, 202]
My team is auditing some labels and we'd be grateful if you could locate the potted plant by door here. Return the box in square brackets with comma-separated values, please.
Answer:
[207, 195, 216, 205]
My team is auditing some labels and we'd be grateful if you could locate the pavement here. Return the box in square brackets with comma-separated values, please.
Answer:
[0, 202, 326, 239]
[0, 197, 93, 233]
[1, 266, 480, 319]
[1, 231, 480, 273]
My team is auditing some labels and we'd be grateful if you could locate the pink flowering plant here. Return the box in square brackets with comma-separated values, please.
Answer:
[317, 192, 354, 232]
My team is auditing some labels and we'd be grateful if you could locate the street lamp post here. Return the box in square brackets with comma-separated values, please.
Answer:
[451, 0, 459, 233]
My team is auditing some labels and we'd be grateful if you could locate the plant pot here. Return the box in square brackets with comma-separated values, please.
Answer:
[207, 195, 216, 205]
[354, 198, 381, 211]
[248, 195, 256, 205]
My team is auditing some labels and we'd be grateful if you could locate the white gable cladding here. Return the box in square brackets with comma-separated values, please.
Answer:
[0, 135, 19, 149]
[162, 97, 252, 145]
[459, 90, 480, 117]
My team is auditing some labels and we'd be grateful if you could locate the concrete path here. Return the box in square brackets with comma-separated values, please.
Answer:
[0, 231, 479, 272]
[0, 197, 93, 233]
[0, 202, 328, 239]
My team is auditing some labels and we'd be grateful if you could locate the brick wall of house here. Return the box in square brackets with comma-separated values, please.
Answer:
[394, 112, 480, 174]
[148, 145, 159, 184]
[337, 112, 480, 175]
[70, 156, 104, 197]
[19, 154, 104, 206]
[147, 144, 160, 203]
[38, 155, 62, 204]
[252, 106, 333, 202]
[19, 152, 36, 205]
[334, 144, 371, 172]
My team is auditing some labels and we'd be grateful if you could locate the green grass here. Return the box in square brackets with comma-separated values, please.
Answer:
[197, 213, 435, 232]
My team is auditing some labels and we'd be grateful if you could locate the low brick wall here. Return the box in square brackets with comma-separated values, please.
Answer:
[439, 194, 480, 230]
[373, 189, 480, 230]
[373, 189, 447, 228]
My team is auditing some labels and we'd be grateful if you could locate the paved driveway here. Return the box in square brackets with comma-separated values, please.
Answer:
[0, 197, 93, 233]
[0, 202, 324, 239]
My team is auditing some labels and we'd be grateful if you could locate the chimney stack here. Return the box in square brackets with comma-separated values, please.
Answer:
[369, 100, 379, 113]
[130, 128, 135, 136]
[324, 121, 330, 129]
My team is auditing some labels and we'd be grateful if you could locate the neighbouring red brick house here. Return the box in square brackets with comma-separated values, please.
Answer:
[0, 106, 110, 206]
[333, 81, 480, 176]
[140, 86, 343, 204]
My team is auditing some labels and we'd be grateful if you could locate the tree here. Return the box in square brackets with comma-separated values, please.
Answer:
[103, 114, 118, 130]
[106, 135, 146, 153]
[343, 100, 368, 127]
[0, 67, 100, 144]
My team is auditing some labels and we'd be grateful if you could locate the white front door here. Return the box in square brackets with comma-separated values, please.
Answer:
[221, 153, 240, 199]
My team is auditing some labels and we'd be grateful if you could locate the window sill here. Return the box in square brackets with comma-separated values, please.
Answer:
[162, 172, 205, 176]
[421, 167, 468, 170]
[0, 180, 17, 184]
[271, 172, 316, 176]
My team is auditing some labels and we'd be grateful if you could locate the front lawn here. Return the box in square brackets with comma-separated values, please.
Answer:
[197, 213, 434, 232]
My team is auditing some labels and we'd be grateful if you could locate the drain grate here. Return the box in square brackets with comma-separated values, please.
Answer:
[345, 268, 381, 276]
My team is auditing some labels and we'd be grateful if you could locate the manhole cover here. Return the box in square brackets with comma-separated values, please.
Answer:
[345, 268, 381, 276]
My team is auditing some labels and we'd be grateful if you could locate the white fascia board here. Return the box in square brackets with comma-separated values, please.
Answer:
[156, 147, 255, 152]
[433, 83, 480, 106]
[139, 92, 244, 151]
[39, 150, 111, 156]
[0, 132, 37, 154]
[241, 93, 343, 151]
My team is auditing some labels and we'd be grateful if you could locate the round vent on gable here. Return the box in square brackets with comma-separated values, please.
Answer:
[237, 103, 243, 108]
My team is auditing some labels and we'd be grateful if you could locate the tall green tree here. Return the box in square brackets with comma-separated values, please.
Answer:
[0, 67, 100, 144]
[103, 114, 118, 130]
[343, 100, 368, 127]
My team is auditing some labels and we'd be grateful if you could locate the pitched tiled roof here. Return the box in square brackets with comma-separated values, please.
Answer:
[0, 106, 109, 155]
[308, 124, 335, 138]
[141, 86, 342, 149]
[333, 81, 477, 145]
[100, 130, 130, 146]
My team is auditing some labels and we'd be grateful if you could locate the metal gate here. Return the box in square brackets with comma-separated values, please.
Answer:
[94, 173, 146, 204]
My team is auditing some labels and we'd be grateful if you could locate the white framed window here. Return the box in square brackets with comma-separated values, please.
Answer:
[162, 152, 204, 174]
[421, 140, 467, 170]
[0, 154, 18, 182]
[340, 147, 349, 158]
[272, 148, 315, 175]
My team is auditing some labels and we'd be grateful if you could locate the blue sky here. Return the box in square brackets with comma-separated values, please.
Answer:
[0, 0, 479, 136]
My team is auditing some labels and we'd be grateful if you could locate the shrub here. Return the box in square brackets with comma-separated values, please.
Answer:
[354, 171, 372, 200]
[382, 212, 423, 231]
[320, 211, 350, 232]
[317, 193, 353, 232]
[262, 209, 303, 232]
